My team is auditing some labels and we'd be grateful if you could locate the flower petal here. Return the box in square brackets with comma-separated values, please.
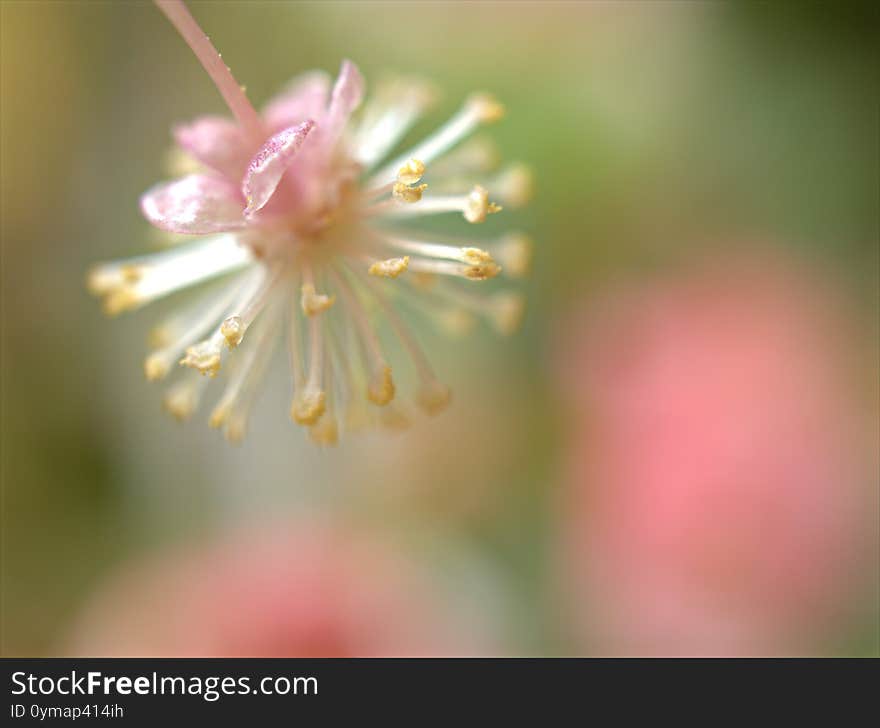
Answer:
[262, 71, 331, 132]
[141, 174, 246, 234]
[326, 60, 364, 139]
[173, 116, 248, 179]
[242, 120, 316, 216]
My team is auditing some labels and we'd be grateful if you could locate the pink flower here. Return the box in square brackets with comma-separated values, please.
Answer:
[88, 1, 532, 443]
[68, 520, 498, 657]
[558, 251, 877, 656]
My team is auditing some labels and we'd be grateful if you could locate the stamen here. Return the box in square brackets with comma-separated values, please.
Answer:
[422, 282, 526, 335]
[327, 319, 374, 433]
[378, 235, 496, 268]
[492, 232, 533, 278]
[291, 391, 325, 428]
[397, 158, 426, 185]
[391, 181, 427, 203]
[288, 286, 324, 425]
[286, 279, 305, 393]
[353, 78, 437, 168]
[369, 93, 504, 187]
[298, 261, 333, 317]
[209, 303, 279, 430]
[208, 304, 275, 428]
[487, 291, 526, 335]
[178, 336, 225, 377]
[375, 227, 531, 279]
[219, 262, 283, 348]
[300, 283, 335, 316]
[309, 411, 339, 446]
[400, 291, 478, 337]
[464, 185, 503, 223]
[290, 316, 327, 425]
[368, 364, 395, 406]
[427, 135, 500, 177]
[329, 267, 396, 406]
[362, 159, 424, 202]
[416, 378, 453, 415]
[179, 265, 266, 376]
[435, 308, 478, 337]
[490, 163, 534, 208]
[349, 264, 451, 415]
[377, 185, 501, 224]
[162, 372, 209, 421]
[87, 264, 144, 296]
[406, 257, 501, 281]
[379, 405, 412, 432]
[307, 354, 338, 446]
[368, 256, 409, 279]
[224, 315, 281, 442]
[90, 234, 252, 316]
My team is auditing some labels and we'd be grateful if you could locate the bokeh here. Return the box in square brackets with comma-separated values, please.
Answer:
[2, 1, 877, 656]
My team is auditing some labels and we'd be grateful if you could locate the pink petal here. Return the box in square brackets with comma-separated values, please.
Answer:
[141, 174, 246, 234]
[262, 71, 331, 132]
[242, 121, 316, 216]
[326, 60, 364, 138]
[173, 116, 248, 180]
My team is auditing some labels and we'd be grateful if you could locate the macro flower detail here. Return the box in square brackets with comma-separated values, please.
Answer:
[88, 1, 532, 444]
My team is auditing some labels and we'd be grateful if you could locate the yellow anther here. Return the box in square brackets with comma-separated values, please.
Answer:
[101, 288, 140, 317]
[291, 389, 326, 426]
[367, 365, 395, 406]
[308, 414, 339, 446]
[379, 406, 411, 431]
[464, 261, 502, 280]
[464, 185, 502, 224]
[489, 292, 526, 335]
[417, 380, 452, 415]
[144, 353, 170, 382]
[397, 158, 426, 185]
[149, 325, 172, 349]
[224, 414, 248, 444]
[392, 181, 428, 203]
[300, 283, 335, 316]
[369, 256, 409, 279]
[495, 233, 533, 278]
[468, 93, 505, 123]
[208, 402, 231, 429]
[87, 265, 143, 296]
[180, 341, 222, 377]
[220, 315, 245, 348]
[460, 247, 493, 265]
[496, 163, 534, 208]
[437, 309, 477, 337]
[163, 384, 198, 422]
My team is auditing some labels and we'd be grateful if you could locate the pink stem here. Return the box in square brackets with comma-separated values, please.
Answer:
[155, 0, 263, 144]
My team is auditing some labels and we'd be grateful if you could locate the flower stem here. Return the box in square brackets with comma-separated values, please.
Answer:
[154, 0, 263, 144]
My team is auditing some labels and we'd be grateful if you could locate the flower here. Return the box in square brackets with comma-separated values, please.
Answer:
[557, 251, 877, 656]
[88, 1, 532, 444]
[67, 520, 502, 656]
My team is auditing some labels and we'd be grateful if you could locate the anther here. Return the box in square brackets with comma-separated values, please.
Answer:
[367, 365, 395, 406]
[464, 185, 502, 223]
[369, 256, 409, 278]
[220, 315, 245, 348]
[392, 182, 428, 203]
[300, 283, 335, 316]
[397, 158, 426, 185]
[291, 389, 326, 426]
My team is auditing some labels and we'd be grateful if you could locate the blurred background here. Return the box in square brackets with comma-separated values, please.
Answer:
[1, 1, 877, 656]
